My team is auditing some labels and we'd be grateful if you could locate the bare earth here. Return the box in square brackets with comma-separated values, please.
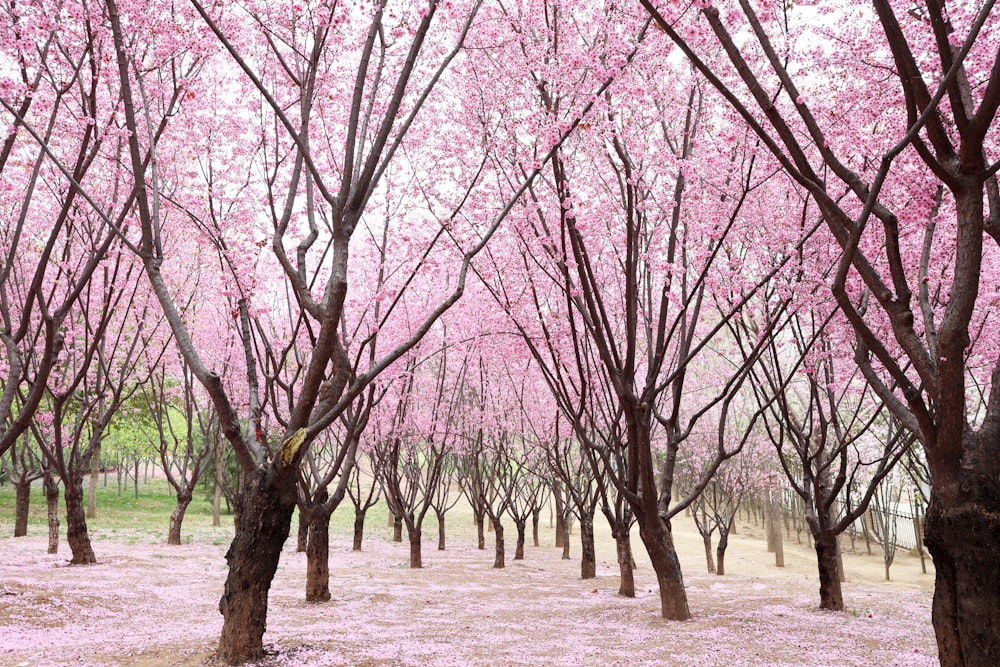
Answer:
[0, 502, 937, 667]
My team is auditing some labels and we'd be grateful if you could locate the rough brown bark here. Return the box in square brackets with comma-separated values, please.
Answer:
[216, 468, 297, 665]
[702, 533, 716, 573]
[392, 515, 403, 543]
[814, 530, 844, 611]
[716, 527, 730, 576]
[491, 517, 505, 569]
[579, 513, 596, 579]
[637, 512, 690, 620]
[87, 448, 99, 519]
[167, 492, 191, 545]
[353, 509, 366, 551]
[531, 507, 541, 547]
[13, 481, 30, 537]
[64, 475, 96, 565]
[474, 509, 485, 550]
[615, 531, 636, 597]
[296, 512, 308, 553]
[44, 474, 59, 554]
[305, 518, 331, 602]
[513, 520, 526, 560]
[409, 528, 422, 568]
[436, 510, 446, 550]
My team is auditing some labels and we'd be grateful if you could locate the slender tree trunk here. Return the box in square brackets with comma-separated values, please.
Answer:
[408, 525, 422, 569]
[305, 517, 331, 602]
[392, 515, 403, 543]
[353, 509, 366, 551]
[637, 511, 690, 620]
[531, 508, 540, 547]
[561, 512, 571, 560]
[514, 520, 526, 560]
[491, 516, 505, 569]
[167, 492, 192, 545]
[44, 474, 59, 554]
[212, 445, 223, 527]
[87, 446, 99, 519]
[554, 490, 565, 549]
[436, 510, 446, 550]
[475, 509, 485, 550]
[702, 532, 716, 573]
[296, 511, 308, 553]
[64, 475, 96, 565]
[614, 530, 636, 597]
[814, 529, 844, 611]
[13, 480, 30, 537]
[716, 526, 730, 576]
[217, 468, 297, 665]
[580, 512, 596, 579]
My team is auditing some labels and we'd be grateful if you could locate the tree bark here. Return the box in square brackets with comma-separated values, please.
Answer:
[353, 509, 366, 551]
[716, 526, 730, 576]
[514, 520, 526, 560]
[167, 492, 191, 545]
[561, 513, 571, 560]
[814, 530, 844, 611]
[614, 530, 636, 597]
[44, 474, 59, 554]
[87, 446, 99, 519]
[13, 480, 30, 537]
[392, 515, 403, 543]
[702, 532, 716, 573]
[475, 509, 485, 550]
[305, 518, 331, 602]
[580, 513, 596, 579]
[64, 475, 96, 564]
[491, 517, 505, 569]
[436, 510, 446, 550]
[637, 512, 690, 620]
[296, 512, 308, 553]
[217, 468, 297, 665]
[531, 507, 541, 547]
[409, 527, 422, 569]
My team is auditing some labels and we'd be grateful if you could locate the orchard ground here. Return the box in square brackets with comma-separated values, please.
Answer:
[0, 478, 936, 666]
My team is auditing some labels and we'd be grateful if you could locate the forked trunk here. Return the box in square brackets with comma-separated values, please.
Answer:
[14, 481, 30, 537]
[217, 467, 297, 665]
[716, 527, 730, 576]
[305, 517, 331, 602]
[45, 474, 59, 554]
[514, 520, 526, 560]
[924, 479, 1000, 666]
[637, 512, 690, 620]
[615, 530, 636, 597]
[64, 476, 96, 564]
[436, 510, 446, 550]
[702, 533, 716, 573]
[409, 526, 422, 568]
[353, 509, 366, 551]
[168, 493, 192, 545]
[580, 513, 596, 579]
[492, 517, 505, 569]
[813, 529, 843, 611]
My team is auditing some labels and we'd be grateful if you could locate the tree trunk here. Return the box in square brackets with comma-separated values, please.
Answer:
[561, 514, 571, 560]
[296, 511, 308, 553]
[491, 517, 505, 569]
[167, 492, 192, 545]
[554, 492, 565, 549]
[353, 509, 366, 551]
[514, 520, 526, 560]
[45, 474, 59, 554]
[531, 507, 541, 547]
[475, 509, 485, 550]
[87, 446, 99, 519]
[436, 510, 446, 550]
[409, 526, 422, 569]
[64, 475, 96, 565]
[392, 515, 403, 542]
[814, 530, 844, 611]
[580, 513, 596, 579]
[216, 467, 297, 665]
[716, 525, 730, 576]
[702, 532, 716, 573]
[305, 518, 331, 602]
[637, 512, 690, 620]
[614, 530, 636, 597]
[14, 480, 30, 537]
[212, 445, 224, 527]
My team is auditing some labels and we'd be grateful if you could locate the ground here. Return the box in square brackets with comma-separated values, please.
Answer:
[0, 499, 936, 666]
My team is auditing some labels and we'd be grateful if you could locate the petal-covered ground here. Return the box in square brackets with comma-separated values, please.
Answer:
[0, 509, 936, 666]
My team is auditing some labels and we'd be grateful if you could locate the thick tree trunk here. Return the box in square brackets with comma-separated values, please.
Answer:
[167, 492, 191, 545]
[637, 512, 690, 620]
[580, 513, 596, 579]
[614, 530, 636, 597]
[531, 507, 540, 547]
[814, 530, 844, 611]
[44, 474, 59, 554]
[491, 517, 505, 569]
[64, 476, 96, 564]
[702, 533, 716, 573]
[924, 483, 1000, 666]
[409, 527, 422, 569]
[217, 467, 297, 665]
[513, 520, 526, 560]
[14, 480, 30, 537]
[353, 509, 366, 551]
[305, 518, 331, 602]
[436, 510, 446, 550]
[296, 511, 308, 553]
[716, 527, 730, 576]
[87, 448, 99, 519]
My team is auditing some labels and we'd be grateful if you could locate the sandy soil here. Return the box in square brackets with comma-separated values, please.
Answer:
[0, 499, 937, 666]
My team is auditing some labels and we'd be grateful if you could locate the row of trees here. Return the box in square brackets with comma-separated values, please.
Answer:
[2, 0, 996, 664]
